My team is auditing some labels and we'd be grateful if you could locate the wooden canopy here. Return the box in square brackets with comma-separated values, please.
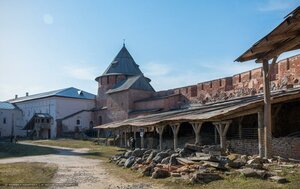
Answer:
[236, 6, 300, 63]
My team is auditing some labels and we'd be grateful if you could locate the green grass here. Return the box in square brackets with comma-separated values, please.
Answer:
[0, 162, 58, 188]
[0, 142, 57, 159]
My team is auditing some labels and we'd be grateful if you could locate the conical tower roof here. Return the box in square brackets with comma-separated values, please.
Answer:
[102, 45, 143, 76]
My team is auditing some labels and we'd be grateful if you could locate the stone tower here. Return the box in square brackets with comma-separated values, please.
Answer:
[94, 44, 155, 124]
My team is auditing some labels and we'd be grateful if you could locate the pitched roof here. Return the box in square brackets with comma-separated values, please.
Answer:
[8, 87, 96, 103]
[106, 75, 155, 94]
[236, 6, 300, 62]
[0, 102, 16, 110]
[101, 45, 143, 77]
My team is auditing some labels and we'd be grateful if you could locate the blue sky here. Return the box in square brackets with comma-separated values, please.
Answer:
[1, 0, 300, 101]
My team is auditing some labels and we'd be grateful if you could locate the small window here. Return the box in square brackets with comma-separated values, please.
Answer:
[46, 119, 50, 123]
[249, 71, 252, 80]
[201, 84, 204, 90]
[238, 74, 241, 83]
[41, 119, 44, 123]
[287, 58, 290, 70]
[76, 119, 80, 125]
[3, 118, 6, 124]
[219, 79, 222, 86]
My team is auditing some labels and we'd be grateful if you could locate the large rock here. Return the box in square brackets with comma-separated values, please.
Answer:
[178, 148, 194, 157]
[269, 176, 288, 184]
[152, 152, 169, 163]
[124, 151, 133, 158]
[117, 158, 127, 167]
[124, 156, 136, 168]
[184, 143, 203, 152]
[132, 149, 146, 157]
[142, 165, 155, 177]
[151, 168, 170, 179]
[226, 159, 245, 169]
[247, 157, 264, 169]
[146, 150, 159, 163]
[238, 168, 267, 179]
[134, 157, 143, 165]
[203, 161, 226, 170]
[190, 173, 222, 184]
[169, 154, 179, 165]
[161, 157, 171, 164]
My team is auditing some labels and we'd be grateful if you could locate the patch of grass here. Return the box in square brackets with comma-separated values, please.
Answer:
[0, 162, 57, 187]
[0, 142, 57, 159]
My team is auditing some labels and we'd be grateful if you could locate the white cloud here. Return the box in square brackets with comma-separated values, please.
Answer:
[63, 65, 97, 81]
[43, 14, 54, 25]
[257, 0, 295, 12]
[143, 62, 172, 77]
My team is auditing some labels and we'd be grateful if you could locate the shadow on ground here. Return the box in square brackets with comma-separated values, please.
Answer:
[0, 142, 59, 159]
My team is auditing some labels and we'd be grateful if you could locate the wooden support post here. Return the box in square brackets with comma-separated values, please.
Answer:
[214, 127, 218, 144]
[213, 121, 231, 149]
[190, 122, 203, 145]
[155, 125, 165, 150]
[262, 59, 272, 158]
[258, 111, 264, 157]
[124, 128, 128, 148]
[119, 129, 123, 147]
[170, 123, 180, 150]
[133, 127, 137, 140]
[140, 128, 145, 149]
[238, 117, 243, 139]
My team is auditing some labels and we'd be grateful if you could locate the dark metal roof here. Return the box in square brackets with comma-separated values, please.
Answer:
[106, 75, 155, 94]
[101, 45, 143, 77]
[8, 87, 96, 103]
[0, 102, 16, 110]
[236, 6, 300, 62]
[95, 87, 300, 129]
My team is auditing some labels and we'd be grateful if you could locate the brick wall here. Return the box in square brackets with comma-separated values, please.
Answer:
[159, 55, 300, 105]
[227, 137, 300, 159]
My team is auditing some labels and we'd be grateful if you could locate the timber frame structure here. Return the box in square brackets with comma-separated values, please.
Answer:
[96, 6, 300, 159]
[236, 6, 300, 158]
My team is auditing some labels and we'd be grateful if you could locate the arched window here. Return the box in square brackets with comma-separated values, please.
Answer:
[76, 119, 81, 125]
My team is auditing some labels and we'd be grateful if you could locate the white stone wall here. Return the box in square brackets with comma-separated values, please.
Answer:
[61, 111, 93, 132]
[15, 97, 57, 138]
[0, 108, 25, 137]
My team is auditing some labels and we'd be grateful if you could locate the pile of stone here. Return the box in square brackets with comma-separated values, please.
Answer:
[109, 143, 293, 184]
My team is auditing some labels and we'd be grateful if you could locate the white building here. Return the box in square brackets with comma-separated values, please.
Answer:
[8, 87, 96, 139]
[0, 102, 25, 138]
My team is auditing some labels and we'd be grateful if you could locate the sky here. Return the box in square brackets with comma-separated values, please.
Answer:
[1, 0, 300, 101]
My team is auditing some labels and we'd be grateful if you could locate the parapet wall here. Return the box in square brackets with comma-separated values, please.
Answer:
[159, 55, 300, 104]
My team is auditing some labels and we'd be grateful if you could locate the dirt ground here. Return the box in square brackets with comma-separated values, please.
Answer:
[0, 143, 158, 189]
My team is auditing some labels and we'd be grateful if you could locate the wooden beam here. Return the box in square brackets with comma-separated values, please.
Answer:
[256, 35, 300, 62]
[251, 31, 300, 53]
[155, 125, 165, 150]
[263, 59, 273, 158]
[190, 122, 203, 145]
[258, 111, 264, 157]
[170, 123, 180, 150]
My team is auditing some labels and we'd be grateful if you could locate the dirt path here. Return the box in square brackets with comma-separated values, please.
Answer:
[0, 143, 159, 189]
